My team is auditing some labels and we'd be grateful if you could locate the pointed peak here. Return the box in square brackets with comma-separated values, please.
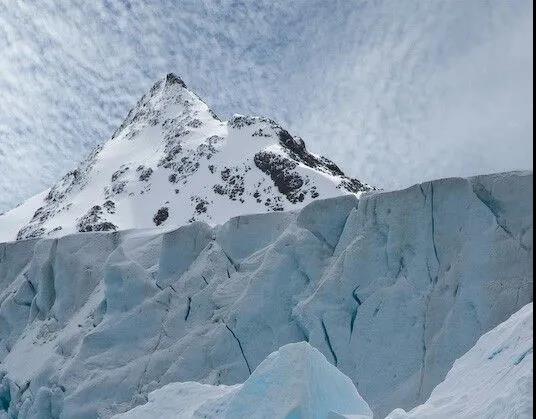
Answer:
[145, 73, 188, 99]
[164, 72, 187, 89]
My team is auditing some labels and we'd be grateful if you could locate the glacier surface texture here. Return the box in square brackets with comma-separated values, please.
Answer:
[386, 302, 533, 419]
[0, 171, 533, 418]
[113, 303, 533, 419]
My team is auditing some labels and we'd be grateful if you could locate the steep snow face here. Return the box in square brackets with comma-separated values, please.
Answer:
[113, 342, 373, 419]
[0, 171, 532, 418]
[386, 303, 533, 419]
[0, 73, 371, 243]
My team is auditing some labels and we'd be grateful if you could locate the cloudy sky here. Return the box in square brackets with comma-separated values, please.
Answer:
[0, 0, 533, 212]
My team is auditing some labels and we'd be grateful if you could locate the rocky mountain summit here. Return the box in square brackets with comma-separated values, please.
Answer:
[0, 73, 371, 243]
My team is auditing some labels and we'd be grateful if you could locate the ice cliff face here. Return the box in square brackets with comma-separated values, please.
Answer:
[0, 170, 532, 418]
[0, 73, 371, 243]
[112, 303, 533, 419]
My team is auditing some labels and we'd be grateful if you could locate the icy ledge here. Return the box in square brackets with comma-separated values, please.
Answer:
[112, 342, 373, 419]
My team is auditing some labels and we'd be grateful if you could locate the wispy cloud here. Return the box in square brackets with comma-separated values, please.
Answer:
[0, 0, 532, 211]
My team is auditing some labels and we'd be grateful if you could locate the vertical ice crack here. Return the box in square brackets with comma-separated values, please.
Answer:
[225, 323, 252, 375]
[421, 183, 440, 283]
[184, 296, 192, 321]
[418, 293, 431, 400]
[321, 319, 338, 366]
[221, 247, 240, 272]
[429, 183, 440, 273]
[349, 286, 362, 341]
[418, 183, 441, 403]
[418, 184, 427, 201]
[26, 270, 36, 295]
[396, 256, 405, 279]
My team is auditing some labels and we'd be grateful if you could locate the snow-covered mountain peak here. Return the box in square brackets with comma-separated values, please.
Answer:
[111, 72, 218, 143]
[0, 74, 373, 242]
[164, 72, 187, 88]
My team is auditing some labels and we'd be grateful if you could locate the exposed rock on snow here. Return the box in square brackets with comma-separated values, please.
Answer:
[0, 171, 532, 418]
[112, 342, 373, 419]
[386, 303, 533, 419]
[0, 74, 371, 243]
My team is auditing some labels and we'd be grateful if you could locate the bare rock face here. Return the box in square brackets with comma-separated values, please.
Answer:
[153, 207, 169, 226]
[0, 73, 372, 243]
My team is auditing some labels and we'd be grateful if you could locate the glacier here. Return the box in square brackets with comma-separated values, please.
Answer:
[386, 302, 533, 419]
[0, 170, 533, 418]
[112, 303, 533, 419]
[112, 342, 373, 419]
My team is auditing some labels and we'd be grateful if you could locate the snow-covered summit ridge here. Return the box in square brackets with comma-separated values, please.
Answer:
[0, 73, 372, 243]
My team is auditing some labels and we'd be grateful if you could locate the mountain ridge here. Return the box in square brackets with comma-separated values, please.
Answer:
[0, 73, 372, 243]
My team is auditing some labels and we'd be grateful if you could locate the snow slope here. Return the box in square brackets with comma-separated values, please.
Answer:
[112, 342, 373, 419]
[0, 73, 371, 243]
[386, 303, 533, 419]
[0, 171, 532, 418]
